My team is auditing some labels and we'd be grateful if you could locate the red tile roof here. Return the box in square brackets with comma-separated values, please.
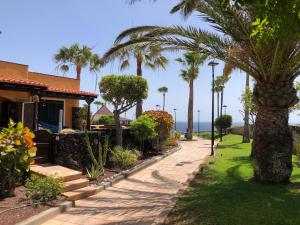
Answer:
[0, 76, 97, 97]
[48, 87, 97, 97]
[0, 77, 47, 87]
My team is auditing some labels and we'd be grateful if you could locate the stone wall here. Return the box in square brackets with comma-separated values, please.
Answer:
[228, 125, 254, 138]
[291, 126, 300, 155]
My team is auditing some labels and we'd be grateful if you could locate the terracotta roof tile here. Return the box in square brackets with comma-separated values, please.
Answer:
[0, 77, 47, 87]
[0, 76, 97, 97]
[47, 87, 97, 97]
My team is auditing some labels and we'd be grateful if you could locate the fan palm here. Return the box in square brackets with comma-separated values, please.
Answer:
[54, 43, 93, 80]
[158, 86, 168, 111]
[107, 0, 300, 183]
[176, 52, 207, 140]
[102, 34, 168, 118]
[89, 54, 103, 91]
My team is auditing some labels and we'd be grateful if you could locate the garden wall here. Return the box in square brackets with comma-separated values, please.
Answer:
[228, 126, 254, 138]
[291, 125, 300, 155]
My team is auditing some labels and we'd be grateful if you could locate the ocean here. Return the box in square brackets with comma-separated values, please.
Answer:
[175, 121, 244, 132]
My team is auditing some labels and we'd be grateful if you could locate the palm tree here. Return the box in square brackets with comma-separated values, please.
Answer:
[102, 35, 168, 118]
[176, 52, 207, 140]
[158, 86, 168, 111]
[89, 54, 103, 91]
[105, 1, 300, 183]
[54, 43, 93, 80]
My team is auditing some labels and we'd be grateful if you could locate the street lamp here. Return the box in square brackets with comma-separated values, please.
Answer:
[173, 108, 177, 131]
[197, 110, 200, 134]
[220, 85, 224, 142]
[156, 104, 161, 110]
[208, 60, 219, 156]
[223, 105, 228, 115]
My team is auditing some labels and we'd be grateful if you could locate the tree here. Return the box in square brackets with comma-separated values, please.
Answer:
[129, 115, 157, 151]
[102, 35, 168, 118]
[215, 115, 232, 133]
[89, 54, 103, 91]
[99, 75, 148, 145]
[54, 43, 95, 80]
[110, 0, 300, 183]
[176, 52, 207, 140]
[158, 86, 168, 111]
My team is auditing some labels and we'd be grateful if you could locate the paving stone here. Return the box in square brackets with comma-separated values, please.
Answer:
[42, 138, 211, 225]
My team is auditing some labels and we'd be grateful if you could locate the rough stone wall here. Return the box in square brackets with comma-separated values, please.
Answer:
[290, 126, 300, 155]
[228, 126, 254, 138]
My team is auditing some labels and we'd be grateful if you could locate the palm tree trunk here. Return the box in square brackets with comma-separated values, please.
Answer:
[76, 65, 81, 80]
[187, 79, 194, 140]
[136, 59, 143, 118]
[243, 74, 251, 143]
[114, 111, 123, 146]
[163, 93, 165, 111]
[252, 81, 298, 183]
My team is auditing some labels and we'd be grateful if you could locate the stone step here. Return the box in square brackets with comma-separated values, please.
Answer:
[30, 164, 82, 182]
[63, 186, 97, 201]
[63, 178, 90, 192]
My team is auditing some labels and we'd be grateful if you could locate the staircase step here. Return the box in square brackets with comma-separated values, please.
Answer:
[63, 178, 90, 192]
[31, 164, 82, 182]
[63, 186, 97, 201]
[31, 156, 49, 164]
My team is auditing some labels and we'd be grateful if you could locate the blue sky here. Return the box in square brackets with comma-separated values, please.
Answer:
[0, 0, 299, 123]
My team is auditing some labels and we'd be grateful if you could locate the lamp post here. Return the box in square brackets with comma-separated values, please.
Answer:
[220, 85, 224, 142]
[156, 104, 161, 110]
[208, 60, 219, 156]
[197, 110, 200, 134]
[173, 108, 177, 131]
[223, 105, 228, 115]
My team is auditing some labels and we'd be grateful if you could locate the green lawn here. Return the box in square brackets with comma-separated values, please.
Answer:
[164, 134, 300, 225]
[195, 131, 220, 140]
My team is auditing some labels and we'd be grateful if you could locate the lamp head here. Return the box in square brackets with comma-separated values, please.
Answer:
[208, 61, 219, 67]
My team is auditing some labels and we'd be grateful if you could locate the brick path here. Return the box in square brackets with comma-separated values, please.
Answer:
[43, 138, 211, 225]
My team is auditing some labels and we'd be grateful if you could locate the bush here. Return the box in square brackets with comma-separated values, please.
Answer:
[25, 175, 64, 204]
[143, 110, 173, 142]
[215, 115, 232, 131]
[0, 120, 37, 198]
[95, 115, 115, 125]
[110, 146, 140, 169]
[164, 138, 178, 147]
[174, 131, 181, 139]
[129, 115, 157, 150]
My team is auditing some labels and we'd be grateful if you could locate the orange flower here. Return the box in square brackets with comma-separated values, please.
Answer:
[23, 135, 33, 147]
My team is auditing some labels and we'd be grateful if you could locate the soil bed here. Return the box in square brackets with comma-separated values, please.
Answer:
[0, 186, 65, 225]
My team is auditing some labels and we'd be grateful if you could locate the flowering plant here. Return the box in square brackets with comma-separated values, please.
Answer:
[143, 110, 173, 142]
[0, 120, 36, 198]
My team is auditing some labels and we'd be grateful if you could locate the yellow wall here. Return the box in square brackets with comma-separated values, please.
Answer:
[0, 61, 29, 79]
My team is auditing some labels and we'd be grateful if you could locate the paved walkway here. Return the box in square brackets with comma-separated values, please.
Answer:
[43, 138, 211, 225]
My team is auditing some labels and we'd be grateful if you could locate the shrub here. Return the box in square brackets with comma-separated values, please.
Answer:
[96, 115, 115, 125]
[84, 130, 105, 181]
[143, 110, 173, 142]
[110, 146, 140, 169]
[164, 138, 178, 147]
[129, 115, 157, 150]
[0, 120, 37, 198]
[25, 175, 64, 204]
[174, 131, 181, 140]
[215, 115, 232, 131]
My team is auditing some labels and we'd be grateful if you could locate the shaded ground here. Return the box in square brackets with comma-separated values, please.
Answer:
[164, 134, 300, 225]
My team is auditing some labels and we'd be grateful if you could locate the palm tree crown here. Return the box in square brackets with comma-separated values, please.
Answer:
[54, 43, 94, 80]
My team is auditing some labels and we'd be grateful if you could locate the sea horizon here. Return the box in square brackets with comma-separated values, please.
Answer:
[174, 121, 244, 132]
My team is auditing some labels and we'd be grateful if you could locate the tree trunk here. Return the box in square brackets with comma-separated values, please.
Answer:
[220, 88, 224, 141]
[76, 65, 81, 80]
[252, 81, 298, 183]
[136, 59, 143, 118]
[243, 74, 251, 143]
[187, 79, 194, 140]
[163, 93, 165, 111]
[114, 112, 123, 146]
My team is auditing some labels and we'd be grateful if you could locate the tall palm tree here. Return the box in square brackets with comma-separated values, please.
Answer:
[176, 52, 207, 140]
[105, 1, 300, 183]
[102, 35, 168, 118]
[158, 86, 168, 111]
[89, 54, 103, 91]
[54, 43, 93, 80]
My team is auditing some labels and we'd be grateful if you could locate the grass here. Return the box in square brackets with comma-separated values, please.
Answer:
[164, 134, 300, 225]
[195, 131, 220, 140]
